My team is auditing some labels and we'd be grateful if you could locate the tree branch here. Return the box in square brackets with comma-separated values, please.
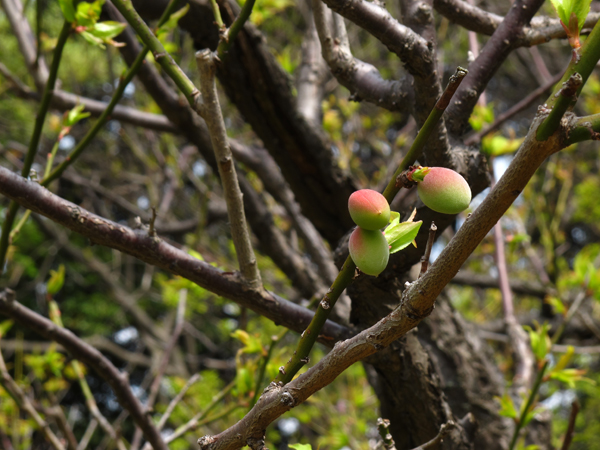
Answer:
[194, 109, 568, 450]
[0, 290, 168, 450]
[312, 0, 411, 111]
[0, 166, 351, 343]
[196, 49, 262, 288]
[445, 0, 546, 135]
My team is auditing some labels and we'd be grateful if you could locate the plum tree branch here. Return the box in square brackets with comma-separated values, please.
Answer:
[196, 50, 262, 288]
[445, 0, 546, 135]
[193, 105, 572, 450]
[0, 289, 169, 450]
[0, 165, 351, 343]
[312, 0, 410, 111]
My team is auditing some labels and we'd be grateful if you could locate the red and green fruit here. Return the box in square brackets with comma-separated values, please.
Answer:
[416, 167, 471, 215]
[348, 227, 390, 276]
[348, 189, 391, 230]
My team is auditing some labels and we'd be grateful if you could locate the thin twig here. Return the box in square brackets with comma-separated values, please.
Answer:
[377, 418, 397, 450]
[465, 72, 563, 146]
[419, 222, 437, 277]
[536, 73, 583, 141]
[382, 66, 468, 200]
[413, 421, 456, 450]
[508, 360, 549, 450]
[196, 50, 262, 288]
[560, 401, 580, 450]
[0, 339, 66, 450]
[491, 171, 534, 393]
[217, 0, 257, 58]
[0, 290, 169, 450]
[131, 289, 187, 450]
[0, 20, 71, 269]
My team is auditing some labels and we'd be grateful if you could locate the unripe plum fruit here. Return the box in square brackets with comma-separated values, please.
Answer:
[417, 167, 471, 215]
[349, 227, 390, 276]
[348, 189, 391, 230]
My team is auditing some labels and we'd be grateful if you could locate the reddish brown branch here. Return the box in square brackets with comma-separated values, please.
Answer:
[0, 166, 350, 344]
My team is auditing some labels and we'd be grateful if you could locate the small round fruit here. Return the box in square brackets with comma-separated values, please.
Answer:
[349, 227, 390, 276]
[417, 167, 471, 215]
[348, 189, 391, 230]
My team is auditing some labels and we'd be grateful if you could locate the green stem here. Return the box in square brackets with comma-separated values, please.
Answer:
[537, 20, 600, 140]
[273, 67, 468, 386]
[110, 0, 199, 108]
[563, 113, 600, 145]
[536, 73, 582, 141]
[382, 66, 468, 202]
[42, 0, 182, 186]
[508, 360, 549, 450]
[209, 0, 225, 29]
[0, 20, 71, 270]
[217, 0, 257, 59]
[275, 256, 356, 384]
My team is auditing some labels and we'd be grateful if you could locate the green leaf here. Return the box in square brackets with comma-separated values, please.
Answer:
[65, 104, 91, 128]
[75, 0, 103, 27]
[47, 264, 66, 296]
[0, 320, 13, 338]
[495, 392, 518, 420]
[157, 4, 190, 36]
[58, 0, 76, 22]
[549, 368, 591, 388]
[552, 345, 574, 373]
[550, 0, 592, 32]
[88, 21, 127, 40]
[289, 444, 313, 450]
[386, 221, 422, 254]
[523, 321, 552, 362]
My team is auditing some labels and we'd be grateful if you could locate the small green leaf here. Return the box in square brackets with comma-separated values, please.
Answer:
[65, 104, 91, 127]
[552, 345, 574, 373]
[549, 368, 591, 388]
[158, 4, 190, 36]
[75, 0, 103, 27]
[523, 321, 552, 362]
[289, 444, 312, 450]
[88, 21, 127, 40]
[495, 392, 518, 420]
[386, 221, 423, 254]
[58, 0, 76, 22]
[0, 320, 13, 338]
[47, 264, 66, 296]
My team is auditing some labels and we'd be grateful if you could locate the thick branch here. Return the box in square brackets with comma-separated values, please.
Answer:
[445, 0, 546, 135]
[312, 0, 410, 111]
[0, 166, 351, 343]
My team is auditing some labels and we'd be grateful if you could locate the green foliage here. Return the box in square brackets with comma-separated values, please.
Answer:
[524, 322, 552, 363]
[383, 211, 422, 254]
[549, 0, 592, 33]
[47, 264, 66, 296]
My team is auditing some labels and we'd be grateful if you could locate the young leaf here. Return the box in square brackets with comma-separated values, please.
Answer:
[385, 221, 423, 254]
[47, 264, 66, 296]
[289, 444, 313, 450]
[495, 392, 518, 420]
[58, 0, 76, 22]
